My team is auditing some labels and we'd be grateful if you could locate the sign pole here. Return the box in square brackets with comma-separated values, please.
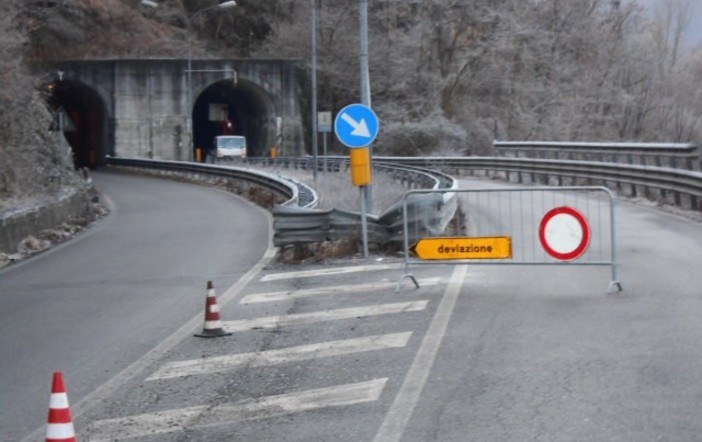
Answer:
[334, 104, 379, 260]
[323, 132, 328, 176]
[360, 187, 369, 258]
[317, 111, 332, 176]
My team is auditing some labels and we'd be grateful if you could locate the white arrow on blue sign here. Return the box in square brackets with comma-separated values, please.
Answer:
[334, 103, 379, 148]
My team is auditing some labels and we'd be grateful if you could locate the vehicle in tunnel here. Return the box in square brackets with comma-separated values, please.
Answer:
[215, 135, 247, 159]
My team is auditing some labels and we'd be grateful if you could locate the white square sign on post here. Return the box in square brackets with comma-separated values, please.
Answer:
[318, 111, 332, 133]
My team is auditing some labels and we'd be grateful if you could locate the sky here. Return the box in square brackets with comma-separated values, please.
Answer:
[634, 0, 702, 44]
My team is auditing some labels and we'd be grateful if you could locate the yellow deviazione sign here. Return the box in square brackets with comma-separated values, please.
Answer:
[411, 236, 513, 260]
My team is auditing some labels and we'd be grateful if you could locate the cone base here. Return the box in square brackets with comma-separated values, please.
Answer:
[194, 330, 233, 338]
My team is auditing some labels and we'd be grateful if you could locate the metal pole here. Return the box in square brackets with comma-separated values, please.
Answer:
[323, 132, 328, 177]
[187, 34, 193, 162]
[360, 187, 369, 259]
[184, 2, 237, 163]
[311, 0, 319, 182]
[360, 0, 370, 108]
[359, 0, 372, 210]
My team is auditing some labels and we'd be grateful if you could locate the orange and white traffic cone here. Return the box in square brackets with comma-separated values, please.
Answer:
[194, 281, 232, 338]
[46, 371, 77, 442]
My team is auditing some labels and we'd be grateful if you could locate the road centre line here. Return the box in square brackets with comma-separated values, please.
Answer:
[86, 378, 388, 441]
[259, 263, 402, 282]
[373, 265, 468, 442]
[241, 278, 442, 304]
[147, 332, 413, 381]
[222, 301, 429, 333]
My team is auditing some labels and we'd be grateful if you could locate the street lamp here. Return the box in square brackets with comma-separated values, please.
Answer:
[311, 0, 318, 182]
[140, 1, 236, 161]
[186, 1, 237, 161]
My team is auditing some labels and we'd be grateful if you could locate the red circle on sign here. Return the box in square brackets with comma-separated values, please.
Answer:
[539, 206, 591, 261]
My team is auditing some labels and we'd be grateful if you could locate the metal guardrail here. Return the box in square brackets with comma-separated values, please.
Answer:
[105, 156, 458, 248]
[375, 156, 702, 212]
[106, 149, 702, 250]
[105, 157, 316, 208]
[271, 159, 458, 247]
[493, 141, 700, 171]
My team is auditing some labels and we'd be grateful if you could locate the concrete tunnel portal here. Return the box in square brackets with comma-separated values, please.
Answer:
[45, 59, 299, 166]
[193, 78, 277, 159]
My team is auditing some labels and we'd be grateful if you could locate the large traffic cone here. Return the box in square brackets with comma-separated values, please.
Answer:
[46, 372, 77, 442]
[194, 281, 232, 338]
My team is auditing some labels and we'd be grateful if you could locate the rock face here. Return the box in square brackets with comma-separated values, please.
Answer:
[0, 1, 92, 256]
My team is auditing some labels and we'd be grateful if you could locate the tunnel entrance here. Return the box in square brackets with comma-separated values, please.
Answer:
[48, 80, 108, 169]
[192, 79, 277, 160]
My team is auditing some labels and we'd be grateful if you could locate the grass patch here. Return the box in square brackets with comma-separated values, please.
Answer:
[253, 166, 409, 215]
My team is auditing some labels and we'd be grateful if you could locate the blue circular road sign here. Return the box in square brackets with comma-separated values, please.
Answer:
[334, 103, 379, 148]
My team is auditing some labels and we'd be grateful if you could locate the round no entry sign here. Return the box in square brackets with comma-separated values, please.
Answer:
[539, 206, 591, 261]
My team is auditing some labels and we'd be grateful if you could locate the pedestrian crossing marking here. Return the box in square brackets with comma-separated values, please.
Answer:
[222, 300, 429, 333]
[260, 263, 402, 282]
[86, 379, 388, 441]
[241, 278, 442, 304]
[147, 332, 412, 380]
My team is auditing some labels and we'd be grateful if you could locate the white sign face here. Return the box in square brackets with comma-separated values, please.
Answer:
[539, 207, 591, 261]
[318, 111, 332, 133]
[209, 103, 228, 122]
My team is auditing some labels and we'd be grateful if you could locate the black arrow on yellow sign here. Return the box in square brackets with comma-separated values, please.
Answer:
[410, 236, 513, 260]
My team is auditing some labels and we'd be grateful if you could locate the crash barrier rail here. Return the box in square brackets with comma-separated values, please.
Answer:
[374, 156, 702, 212]
[493, 141, 700, 171]
[398, 186, 622, 294]
[242, 155, 445, 190]
[105, 157, 317, 208]
[270, 161, 458, 247]
[105, 156, 458, 247]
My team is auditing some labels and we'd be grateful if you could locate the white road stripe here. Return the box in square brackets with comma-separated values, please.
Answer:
[86, 379, 388, 441]
[373, 265, 468, 442]
[259, 263, 402, 282]
[241, 277, 442, 304]
[147, 332, 412, 380]
[222, 300, 429, 333]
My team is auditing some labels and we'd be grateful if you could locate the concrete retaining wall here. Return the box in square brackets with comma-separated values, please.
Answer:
[0, 188, 95, 254]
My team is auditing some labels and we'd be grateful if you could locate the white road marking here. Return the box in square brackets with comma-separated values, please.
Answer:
[259, 263, 402, 282]
[222, 300, 429, 333]
[373, 265, 468, 442]
[86, 378, 388, 441]
[147, 332, 412, 380]
[241, 277, 442, 304]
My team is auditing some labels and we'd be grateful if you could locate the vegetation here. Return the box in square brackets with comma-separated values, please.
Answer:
[2, 0, 702, 207]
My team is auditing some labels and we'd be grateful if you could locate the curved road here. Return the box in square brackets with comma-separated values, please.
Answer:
[0, 171, 272, 441]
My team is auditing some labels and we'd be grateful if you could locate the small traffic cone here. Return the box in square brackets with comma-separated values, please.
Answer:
[194, 281, 232, 338]
[46, 371, 77, 442]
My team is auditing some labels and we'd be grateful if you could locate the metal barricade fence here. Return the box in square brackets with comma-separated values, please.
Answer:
[397, 186, 622, 293]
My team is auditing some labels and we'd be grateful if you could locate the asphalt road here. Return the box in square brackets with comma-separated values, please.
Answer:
[3, 172, 702, 441]
[0, 171, 272, 441]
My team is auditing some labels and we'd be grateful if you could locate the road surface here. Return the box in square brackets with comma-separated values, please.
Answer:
[4, 173, 702, 441]
[0, 171, 271, 441]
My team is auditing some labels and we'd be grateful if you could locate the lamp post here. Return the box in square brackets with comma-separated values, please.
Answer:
[359, 0, 372, 214]
[185, 1, 237, 161]
[311, 0, 318, 182]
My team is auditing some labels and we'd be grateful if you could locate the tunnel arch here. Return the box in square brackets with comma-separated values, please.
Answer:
[48, 79, 109, 169]
[192, 78, 278, 159]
